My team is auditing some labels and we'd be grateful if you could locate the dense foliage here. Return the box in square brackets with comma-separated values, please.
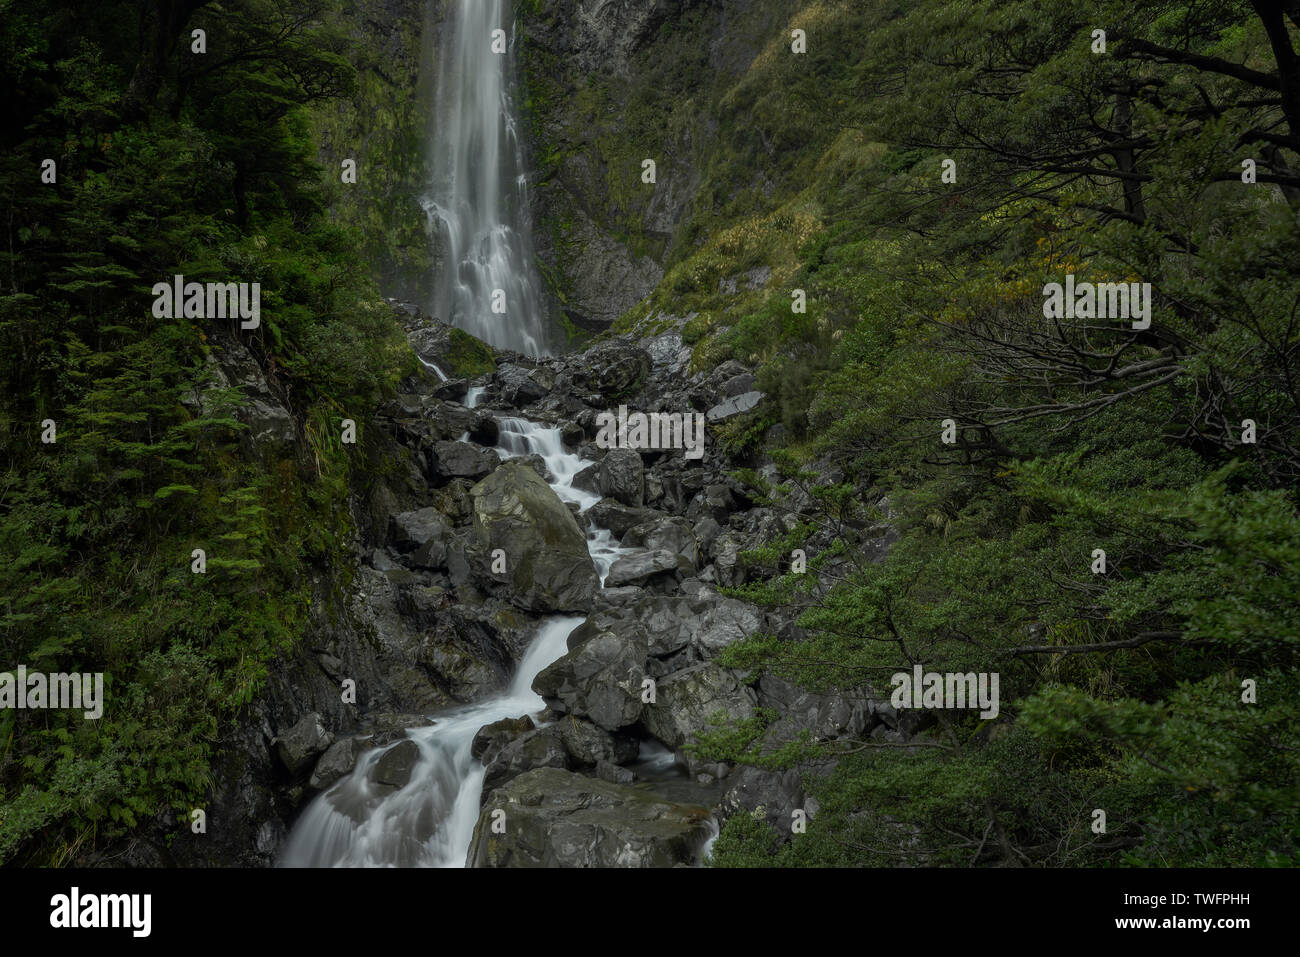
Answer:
[0, 0, 411, 863]
[656, 0, 1300, 866]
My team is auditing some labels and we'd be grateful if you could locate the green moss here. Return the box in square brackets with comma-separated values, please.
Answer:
[444, 327, 497, 378]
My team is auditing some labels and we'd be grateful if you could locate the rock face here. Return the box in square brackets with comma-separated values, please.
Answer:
[471, 460, 600, 612]
[468, 767, 714, 868]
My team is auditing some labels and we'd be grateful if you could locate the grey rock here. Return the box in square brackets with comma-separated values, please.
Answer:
[597, 448, 645, 506]
[557, 717, 639, 766]
[472, 715, 537, 762]
[370, 739, 420, 790]
[596, 760, 635, 785]
[706, 391, 763, 422]
[468, 768, 713, 868]
[586, 499, 663, 538]
[482, 726, 571, 793]
[428, 441, 500, 481]
[642, 663, 757, 750]
[471, 461, 600, 612]
[390, 507, 451, 551]
[532, 620, 648, 732]
[309, 736, 366, 790]
[622, 515, 700, 575]
[605, 548, 680, 588]
[273, 712, 334, 777]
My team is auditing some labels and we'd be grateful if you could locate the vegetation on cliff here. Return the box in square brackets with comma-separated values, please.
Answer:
[0, 0, 411, 863]
[567, 0, 1300, 866]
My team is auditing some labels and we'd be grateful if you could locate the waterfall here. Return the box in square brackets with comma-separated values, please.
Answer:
[422, 0, 552, 357]
[279, 418, 632, 867]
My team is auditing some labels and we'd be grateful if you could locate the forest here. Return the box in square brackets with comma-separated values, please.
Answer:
[1, 0, 1297, 869]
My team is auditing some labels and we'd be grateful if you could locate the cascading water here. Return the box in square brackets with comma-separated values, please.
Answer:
[280, 417, 633, 868]
[422, 0, 551, 357]
[278, 614, 582, 868]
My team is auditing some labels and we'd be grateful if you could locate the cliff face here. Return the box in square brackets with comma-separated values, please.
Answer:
[312, 0, 432, 301]
[518, 0, 801, 334]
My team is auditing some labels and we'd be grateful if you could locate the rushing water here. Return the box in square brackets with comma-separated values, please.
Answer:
[280, 417, 631, 867]
[422, 0, 551, 356]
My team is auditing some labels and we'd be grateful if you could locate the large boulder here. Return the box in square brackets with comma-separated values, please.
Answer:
[622, 516, 700, 576]
[583, 591, 762, 669]
[597, 448, 645, 506]
[642, 664, 757, 750]
[370, 738, 420, 790]
[605, 548, 680, 588]
[428, 440, 500, 481]
[472, 716, 536, 762]
[570, 342, 651, 401]
[496, 363, 555, 406]
[471, 461, 599, 612]
[586, 499, 663, 538]
[467, 767, 714, 868]
[308, 736, 366, 791]
[481, 726, 572, 793]
[273, 712, 334, 777]
[532, 620, 648, 731]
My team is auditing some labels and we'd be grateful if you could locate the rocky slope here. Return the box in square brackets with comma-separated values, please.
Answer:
[132, 297, 903, 867]
[116, 0, 908, 869]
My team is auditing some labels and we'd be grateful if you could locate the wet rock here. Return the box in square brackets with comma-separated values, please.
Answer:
[468, 767, 714, 868]
[586, 499, 663, 538]
[605, 548, 680, 588]
[428, 440, 500, 481]
[572, 462, 601, 495]
[471, 461, 599, 612]
[472, 715, 537, 762]
[370, 739, 420, 790]
[309, 736, 366, 791]
[596, 448, 645, 506]
[532, 620, 648, 732]
[273, 712, 334, 777]
[641, 663, 757, 750]
[622, 515, 700, 575]
[482, 726, 571, 793]
[364, 713, 436, 748]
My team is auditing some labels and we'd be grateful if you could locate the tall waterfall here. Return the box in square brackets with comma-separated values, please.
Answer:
[422, 0, 552, 357]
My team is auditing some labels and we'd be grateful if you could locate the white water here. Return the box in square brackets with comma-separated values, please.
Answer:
[422, 0, 551, 357]
[495, 417, 625, 583]
[280, 418, 629, 867]
[418, 355, 449, 382]
[278, 616, 581, 868]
